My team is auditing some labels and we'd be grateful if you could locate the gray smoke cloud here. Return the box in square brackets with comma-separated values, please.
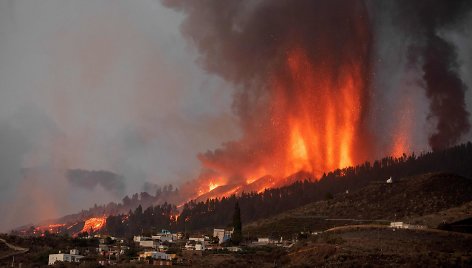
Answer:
[67, 169, 125, 197]
[0, 0, 238, 231]
[165, 0, 472, 192]
[392, 0, 472, 151]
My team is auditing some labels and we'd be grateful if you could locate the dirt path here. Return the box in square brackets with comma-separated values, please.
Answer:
[324, 224, 472, 238]
[0, 238, 29, 260]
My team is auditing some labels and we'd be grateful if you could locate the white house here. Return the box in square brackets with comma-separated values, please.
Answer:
[189, 237, 205, 243]
[184, 242, 195, 250]
[139, 240, 159, 248]
[195, 242, 205, 251]
[252, 237, 280, 246]
[152, 233, 175, 242]
[213, 228, 233, 244]
[390, 221, 413, 229]
[97, 244, 109, 253]
[227, 246, 242, 252]
[258, 238, 270, 243]
[133, 236, 152, 242]
[48, 250, 84, 265]
[390, 221, 426, 230]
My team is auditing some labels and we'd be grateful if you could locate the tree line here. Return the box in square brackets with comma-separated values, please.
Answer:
[103, 142, 472, 237]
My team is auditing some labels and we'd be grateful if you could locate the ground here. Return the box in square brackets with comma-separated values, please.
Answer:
[183, 226, 472, 267]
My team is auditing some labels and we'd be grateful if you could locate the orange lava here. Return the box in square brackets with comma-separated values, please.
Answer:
[208, 181, 220, 192]
[81, 217, 106, 233]
[270, 47, 365, 178]
[193, 46, 369, 199]
[35, 223, 66, 234]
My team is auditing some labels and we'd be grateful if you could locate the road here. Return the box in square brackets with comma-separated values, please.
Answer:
[0, 238, 29, 260]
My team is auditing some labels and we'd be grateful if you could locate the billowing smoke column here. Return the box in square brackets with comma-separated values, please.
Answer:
[164, 0, 374, 192]
[165, 0, 472, 197]
[394, 0, 472, 151]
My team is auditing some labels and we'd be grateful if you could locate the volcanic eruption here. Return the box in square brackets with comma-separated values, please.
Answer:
[164, 0, 472, 199]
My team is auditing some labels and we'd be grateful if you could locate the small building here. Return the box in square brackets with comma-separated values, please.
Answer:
[152, 229, 178, 242]
[227, 246, 242, 252]
[185, 241, 195, 250]
[258, 238, 270, 244]
[195, 242, 205, 251]
[98, 260, 117, 266]
[390, 222, 426, 229]
[252, 237, 280, 246]
[391, 222, 412, 229]
[390, 222, 406, 228]
[48, 250, 84, 265]
[158, 244, 169, 252]
[97, 244, 109, 253]
[185, 240, 206, 251]
[213, 228, 233, 244]
[189, 237, 205, 243]
[139, 240, 159, 249]
[152, 233, 175, 242]
[134, 236, 152, 242]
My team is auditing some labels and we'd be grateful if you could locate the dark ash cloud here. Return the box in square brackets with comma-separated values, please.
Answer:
[67, 169, 125, 197]
[392, 0, 472, 150]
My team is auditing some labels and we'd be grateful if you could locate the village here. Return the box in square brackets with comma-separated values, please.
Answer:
[43, 177, 433, 266]
[46, 227, 297, 266]
[45, 219, 429, 266]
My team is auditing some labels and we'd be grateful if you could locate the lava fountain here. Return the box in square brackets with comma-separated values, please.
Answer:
[168, 0, 378, 199]
[270, 46, 368, 177]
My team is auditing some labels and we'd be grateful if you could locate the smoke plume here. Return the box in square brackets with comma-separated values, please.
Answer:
[165, 0, 472, 196]
[392, 0, 472, 150]
[164, 0, 374, 188]
[67, 169, 125, 197]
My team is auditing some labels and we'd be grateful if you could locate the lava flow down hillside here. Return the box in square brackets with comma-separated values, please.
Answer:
[166, 0, 472, 200]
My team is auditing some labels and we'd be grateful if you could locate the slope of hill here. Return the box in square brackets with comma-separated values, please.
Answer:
[244, 173, 472, 237]
[283, 227, 472, 267]
[14, 142, 472, 237]
[409, 200, 472, 228]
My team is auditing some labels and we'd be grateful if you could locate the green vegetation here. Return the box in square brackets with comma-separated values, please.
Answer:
[231, 202, 242, 245]
[99, 142, 472, 237]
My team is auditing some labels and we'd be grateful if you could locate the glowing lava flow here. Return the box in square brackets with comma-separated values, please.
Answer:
[80, 217, 106, 233]
[34, 223, 66, 235]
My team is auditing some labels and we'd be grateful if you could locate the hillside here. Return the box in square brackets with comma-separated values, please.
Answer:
[14, 142, 472, 237]
[244, 173, 472, 237]
[282, 227, 472, 267]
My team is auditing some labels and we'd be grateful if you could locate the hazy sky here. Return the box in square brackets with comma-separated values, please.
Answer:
[0, 0, 239, 231]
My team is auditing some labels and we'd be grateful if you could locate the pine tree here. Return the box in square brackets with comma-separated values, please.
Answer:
[231, 201, 242, 245]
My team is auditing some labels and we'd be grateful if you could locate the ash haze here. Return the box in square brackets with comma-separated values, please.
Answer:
[1, 0, 472, 233]
[0, 0, 239, 231]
